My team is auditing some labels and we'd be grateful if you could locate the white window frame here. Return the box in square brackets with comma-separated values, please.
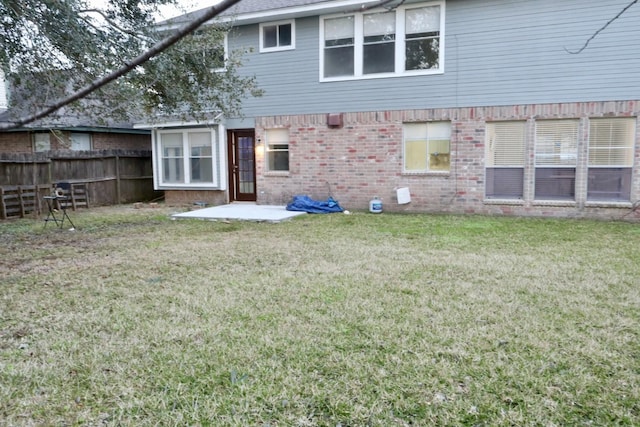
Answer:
[587, 117, 635, 202]
[260, 20, 295, 53]
[485, 121, 526, 200]
[319, 1, 445, 82]
[70, 132, 92, 151]
[215, 33, 229, 72]
[33, 132, 51, 152]
[155, 127, 221, 189]
[265, 128, 290, 172]
[534, 120, 579, 201]
[403, 122, 451, 174]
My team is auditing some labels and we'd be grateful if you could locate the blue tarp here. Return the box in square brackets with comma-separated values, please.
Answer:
[286, 195, 344, 214]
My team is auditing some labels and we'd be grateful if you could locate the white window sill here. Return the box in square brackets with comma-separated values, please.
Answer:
[157, 184, 222, 190]
[402, 171, 450, 177]
[484, 199, 525, 205]
[321, 68, 444, 83]
[532, 200, 576, 207]
[264, 171, 290, 177]
[585, 201, 632, 208]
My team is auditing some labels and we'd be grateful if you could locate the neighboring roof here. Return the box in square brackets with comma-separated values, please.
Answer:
[0, 73, 148, 133]
[0, 105, 148, 133]
[223, 0, 334, 15]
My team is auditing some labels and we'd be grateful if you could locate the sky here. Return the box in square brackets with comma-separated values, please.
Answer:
[155, 0, 223, 21]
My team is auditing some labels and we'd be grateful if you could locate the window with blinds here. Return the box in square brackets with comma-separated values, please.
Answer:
[534, 120, 579, 200]
[266, 128, 290, 172]
[587, 118, 635, 201]
[485, 122, 525, 199]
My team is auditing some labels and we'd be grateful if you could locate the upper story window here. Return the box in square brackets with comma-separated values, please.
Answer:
[186, 31, 227, 71]
[260, 20, 295, 52]
[320, 1, 444, 81]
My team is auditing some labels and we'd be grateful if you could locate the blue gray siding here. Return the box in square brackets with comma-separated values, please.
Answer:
[228, 0, 640, 119]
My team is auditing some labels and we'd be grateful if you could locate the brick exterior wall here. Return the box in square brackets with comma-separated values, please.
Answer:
[255, 101, 640, 221]
[0, 132, 31, 153]
[92, 133, 150, 151]
[164, 190, 227, 207]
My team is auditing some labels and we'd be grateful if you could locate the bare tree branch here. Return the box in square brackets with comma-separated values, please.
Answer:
[565, 0, 638, 54]
[78, 9, 150, 41]
[0, 0, 242, 130]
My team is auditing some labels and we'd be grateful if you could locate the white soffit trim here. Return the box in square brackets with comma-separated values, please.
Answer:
[161, 0, 417, 30]
[134, 119, 220, 129]
[229, 0, 383, 23]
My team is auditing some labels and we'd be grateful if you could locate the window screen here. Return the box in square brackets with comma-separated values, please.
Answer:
[535, 120, 578, 200]
[587, 118, 635, 201]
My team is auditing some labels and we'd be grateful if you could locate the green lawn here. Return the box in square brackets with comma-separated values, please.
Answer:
[1, 206, 639, 426]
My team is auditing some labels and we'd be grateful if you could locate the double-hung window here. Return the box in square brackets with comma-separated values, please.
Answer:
[485, 122, 525, 199]
[405, 6, 441, 71]
[321, 2, 444, 80]
[260, 21, 295, 52]
[265, 129, 290, 172]
[158, 128, 218, 187]
[403, 122, 451, 173]
[33, 132, 51, 152]
[534, 120, 579, 201]
[323, 16, 355, 77]
[363, 12, 396, 74]
[70, 133, 92, 151]
[587, 118, 635, 201]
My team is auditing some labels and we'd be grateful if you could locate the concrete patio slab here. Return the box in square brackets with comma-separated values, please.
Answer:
[171, 203, 306, 223]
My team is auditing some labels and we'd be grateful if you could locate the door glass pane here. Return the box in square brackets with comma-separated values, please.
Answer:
[238, 136, 255, 194]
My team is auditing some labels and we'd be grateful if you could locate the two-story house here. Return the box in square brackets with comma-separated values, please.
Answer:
[147, 0, 640, 220]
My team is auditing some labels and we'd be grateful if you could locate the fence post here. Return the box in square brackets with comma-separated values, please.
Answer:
[115, 154, 121, 204]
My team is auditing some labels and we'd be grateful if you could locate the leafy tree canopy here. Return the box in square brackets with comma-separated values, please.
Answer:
[0, 0, 261, 128]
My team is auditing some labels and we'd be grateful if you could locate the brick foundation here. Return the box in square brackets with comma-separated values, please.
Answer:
[254, 101, 640, 221]
[164, 189, 227, 207]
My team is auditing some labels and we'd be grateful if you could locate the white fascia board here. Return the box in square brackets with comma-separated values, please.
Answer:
[226, 0, 387, 25]
[134, 118, 222, 129]
[158, 0, 396, 31]
[0, 70, 7, 110]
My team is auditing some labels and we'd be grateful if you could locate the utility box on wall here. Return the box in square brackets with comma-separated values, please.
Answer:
[327, 113, 343, 128]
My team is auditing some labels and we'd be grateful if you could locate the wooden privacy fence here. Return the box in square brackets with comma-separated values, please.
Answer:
[0, 150, 162, 219]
